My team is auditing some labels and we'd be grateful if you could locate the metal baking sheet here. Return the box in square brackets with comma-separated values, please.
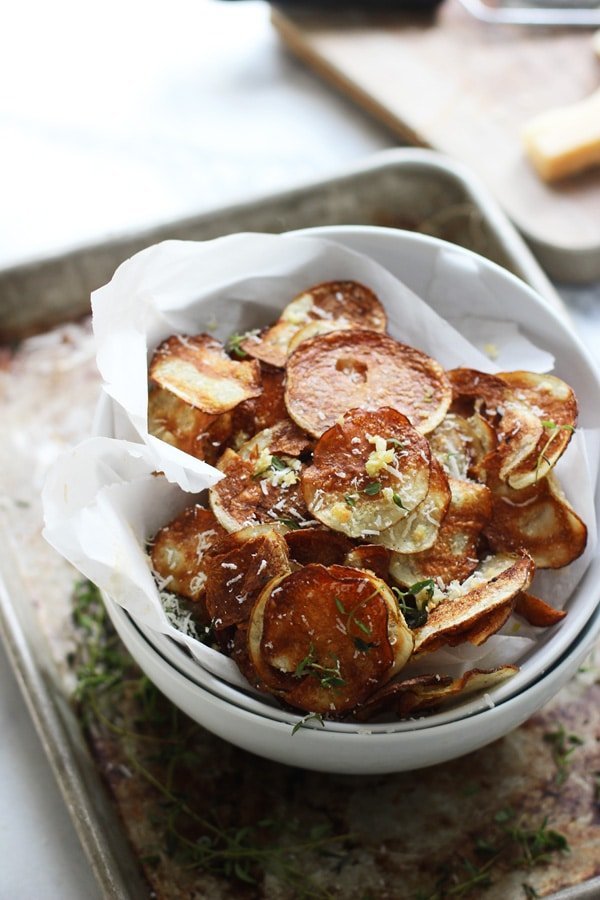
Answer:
[0, 148, 596, 900]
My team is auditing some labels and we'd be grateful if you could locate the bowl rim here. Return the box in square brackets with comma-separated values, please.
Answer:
[100, 223, 599, 730]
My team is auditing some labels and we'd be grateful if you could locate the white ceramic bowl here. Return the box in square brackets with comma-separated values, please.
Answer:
[104, 591, 600, 775]
[101, 226, 600, 769]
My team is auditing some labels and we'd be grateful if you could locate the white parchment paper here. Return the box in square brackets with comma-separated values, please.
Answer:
[42, 234, 599, 692]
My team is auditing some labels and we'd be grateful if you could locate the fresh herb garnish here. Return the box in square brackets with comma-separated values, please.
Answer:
[226, 332, 250, 359]
[269, 455, 288, 471]
[344, 493, 358, 507]
[334, 595, 373, 641]
[543, 724, 584, 785]
[392, 492, 406, 509]
[291, 712, 325, 736]
[392, 579, 435, 629]
[294, 644, 345, 689]
[364, 481, 382, 496]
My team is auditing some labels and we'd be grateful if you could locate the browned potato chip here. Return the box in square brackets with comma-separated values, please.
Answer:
[149, 334, 261, 414]
[448, 368, 577, 489]
[241, 281, 387, 368]
[373, 457, 451, 554]
[428, 411, 496, 481]
[210, 448, 312, 533]
[285, 331, 452, 438]
[203, 526, 291, 629]
[390, 477, 492, 588]
[484, 470, 587, 568]
[302, 408, 432, 538]
[344, 545, 391, 581]
[237, 420, 313, 462]
[148, 387, 232, 464]
[514, 591, 567, 627]
[412, 552, 535, 654]
[284, 528, 353, 567]
[231, 364, 289, 443]
[150, 505, 227, 610]
[248, 564, 413, 714]
[354, 665, 517, 720]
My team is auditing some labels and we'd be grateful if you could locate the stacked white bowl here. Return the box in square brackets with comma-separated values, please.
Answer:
[100, 227, 600, 774]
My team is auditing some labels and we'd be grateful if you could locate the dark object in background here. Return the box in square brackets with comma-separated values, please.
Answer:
[222, 0, 445, 8]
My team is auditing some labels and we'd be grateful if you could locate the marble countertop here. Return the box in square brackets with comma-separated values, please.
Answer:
[1, 1, 598, 897]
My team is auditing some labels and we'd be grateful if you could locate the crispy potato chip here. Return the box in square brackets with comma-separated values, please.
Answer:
[248, 564, 413, 715]
[286, 319, 354, 355]
[285, 331, 452, 438]
[231, 364, 289, 443]
[344, 545, 391, 581]
[412, 552, 535, 654]
[285, 528, 353, 567]
[390, 478, 492, 587]
[514, 592, 567, 627]
[150, 505, 227, 610]
[484, 470, 587, 568]
[210, 448, 312, 533]
[237, 421, 313, 462]
[354, 666, 517, 721]
[373, 457, 451, 554]
[428, 412, 496, 481]
[281, 281, 387, 330]
[302, 408, 432, 539]
[240, 320, 299, 369]
[241, 281, 387, 368]
[149, 334, 261, 414]
[203, 527, 291, 629]
[448, 368, 577, 488]
[148, 387, 232, 464]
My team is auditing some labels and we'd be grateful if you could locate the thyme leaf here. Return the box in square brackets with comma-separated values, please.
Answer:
[363, 481, 382, 496]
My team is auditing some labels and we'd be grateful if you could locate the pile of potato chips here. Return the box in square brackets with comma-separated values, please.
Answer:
[148, 281, 586, 720]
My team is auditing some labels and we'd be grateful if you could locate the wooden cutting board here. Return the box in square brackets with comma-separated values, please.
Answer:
[271, 2, 600, 282]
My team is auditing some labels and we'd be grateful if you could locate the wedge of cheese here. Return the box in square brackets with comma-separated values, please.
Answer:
[522, 88, 600, 182]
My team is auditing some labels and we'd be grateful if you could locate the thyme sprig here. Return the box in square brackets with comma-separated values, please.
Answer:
[543, 724, 584, 785]
[415, 806, 569, 899]
[392, 579, 435, 629]
[294, 643, 346, 689]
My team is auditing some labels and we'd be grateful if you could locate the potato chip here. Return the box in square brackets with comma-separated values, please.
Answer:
[231, 364, 289, 443]
[247, 564, 413, 715]
[514, 591, 567, 627]
[428, 412, 496, 481]
[210, 448, 312, 533]
[344, 545, 391, 581]
[285, 331, 452, 438]
[149, 334, 261, 414]
[241, 281, 387, 368]
[148, 387, 232, 464]
[237, 421, 313, 462]
[284, 528, 353, 567]
[448, 368, 577, 488]
[412, 552, 535, 654]
[302, 408, 432, 539]
[373, 457, 451, 554]
[150, 505, 227, 607]
[203, 527, 291, 629]
[484, 470, 587, 568]
[354, 666, 517, 720]
[390, 477, 492, 588]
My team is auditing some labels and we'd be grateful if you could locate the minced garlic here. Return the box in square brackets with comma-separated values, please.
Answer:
[365, 434, 396, 477]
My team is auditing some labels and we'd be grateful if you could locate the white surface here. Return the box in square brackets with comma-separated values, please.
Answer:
[1, 0, 599, 895]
